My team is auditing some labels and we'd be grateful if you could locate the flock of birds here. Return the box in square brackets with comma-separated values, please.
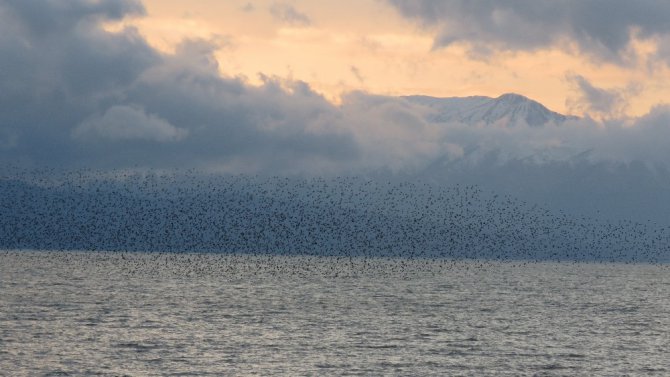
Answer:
[1, 168, 669, 275]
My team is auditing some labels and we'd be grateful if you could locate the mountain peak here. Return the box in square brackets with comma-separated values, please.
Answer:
[404, 93, 576, 126]
[496, 93, 529, 102]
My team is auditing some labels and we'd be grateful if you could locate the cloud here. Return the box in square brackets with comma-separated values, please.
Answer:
[1, 0, 145, 36]
[0, 128, 17, 151]
[0, 0, 159, 164]
[565, 74, 638, 119]
[654, 35, 670, 64]
[0, 1, 357, 172]
[3, 0, 670, 186]
[241, 2, 255, 13]
[387, 0, 670, 63]
[0, 0, 156, 97]
[350, 66, 365, 84]
[73, 105, 187, 143]
[269, 3, 311, 27]
[338, 92, 447, 171]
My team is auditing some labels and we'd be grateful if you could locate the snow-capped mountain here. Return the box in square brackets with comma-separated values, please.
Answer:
[404, 93, 577, 126]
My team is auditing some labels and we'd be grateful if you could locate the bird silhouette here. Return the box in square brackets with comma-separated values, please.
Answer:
[0, 167, 668, 277]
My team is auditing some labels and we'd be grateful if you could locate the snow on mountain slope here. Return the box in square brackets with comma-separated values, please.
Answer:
[404, 93, 577, 126]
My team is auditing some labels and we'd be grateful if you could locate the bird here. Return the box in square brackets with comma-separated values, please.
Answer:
[0, 166, 668, 278]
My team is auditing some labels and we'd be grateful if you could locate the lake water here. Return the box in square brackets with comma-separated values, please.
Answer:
[1, 251, 668, 376]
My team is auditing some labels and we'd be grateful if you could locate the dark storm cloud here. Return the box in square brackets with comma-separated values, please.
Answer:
[2, 0, 145, 36]
[387, 0, 670, 63]
[0, 0, 156, 97]
[0, 0, 356, 172]
[0, 0, 159, 165]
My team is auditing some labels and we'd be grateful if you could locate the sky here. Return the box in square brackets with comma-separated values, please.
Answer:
[3, 0, 670, 176]
[129, 0, 670, 117]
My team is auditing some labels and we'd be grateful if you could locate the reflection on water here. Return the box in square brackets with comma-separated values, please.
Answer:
[1, 251, 668, 376]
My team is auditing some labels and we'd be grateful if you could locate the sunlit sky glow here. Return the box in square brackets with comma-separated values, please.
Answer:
[121, 0, 670, 116]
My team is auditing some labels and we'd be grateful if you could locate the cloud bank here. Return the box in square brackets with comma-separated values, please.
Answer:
[387, 0, 670, 63]
[0, 0, 357, 172]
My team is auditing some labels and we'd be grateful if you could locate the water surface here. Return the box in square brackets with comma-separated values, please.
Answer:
[1, 251, 668, 376]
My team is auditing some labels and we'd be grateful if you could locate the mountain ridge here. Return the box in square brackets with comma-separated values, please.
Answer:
[403, 93, 578, 126]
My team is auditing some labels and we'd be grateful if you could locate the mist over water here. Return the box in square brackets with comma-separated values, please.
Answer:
[1, 251, 668, 376]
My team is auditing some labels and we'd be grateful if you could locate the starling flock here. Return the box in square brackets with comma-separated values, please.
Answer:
[1, 168, 669, 269]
